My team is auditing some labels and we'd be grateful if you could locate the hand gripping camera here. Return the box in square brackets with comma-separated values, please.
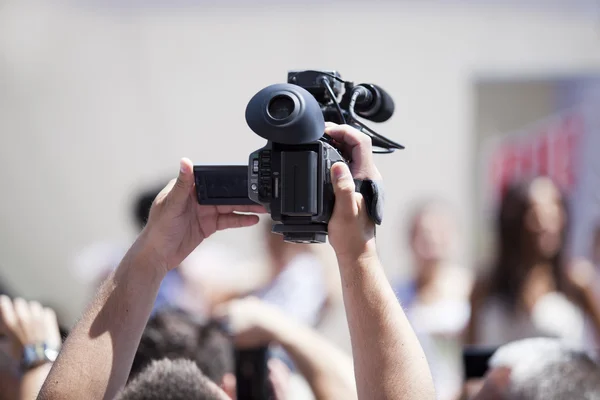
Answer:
[194, 70, 403, 243]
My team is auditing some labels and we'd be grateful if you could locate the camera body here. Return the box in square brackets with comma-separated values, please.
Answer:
[194, 70, 399, 243]
[245, 139, 344, 243]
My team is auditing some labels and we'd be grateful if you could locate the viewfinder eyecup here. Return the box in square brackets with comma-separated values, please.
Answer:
[245, 83, 325, 145]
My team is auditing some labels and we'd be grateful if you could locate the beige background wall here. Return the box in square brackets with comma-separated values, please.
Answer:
[1, 1, 600, 324]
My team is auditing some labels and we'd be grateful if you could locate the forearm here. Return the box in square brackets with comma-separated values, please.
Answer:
[21, 364, 52, 400]
[38, 238, 165, 400]
[273, 319, 356, 400]
[338, 250, 435, 400]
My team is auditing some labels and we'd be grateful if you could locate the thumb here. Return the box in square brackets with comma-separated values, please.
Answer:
[331, 162, 357, 217]
[169, 158, 195, 205]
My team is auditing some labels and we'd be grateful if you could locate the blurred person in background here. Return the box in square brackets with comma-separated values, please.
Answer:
[469, 337, 600, 400]
[125, 299, 354, 400]
[0, 296, 62, 400]
[203, 219, 331, 328]
[255, 220, 329, 327]
[128, 309, 236, 392]
[394, 200, 473, 400]
[216, 296, 357, 400]
[467, 176, 600, 348]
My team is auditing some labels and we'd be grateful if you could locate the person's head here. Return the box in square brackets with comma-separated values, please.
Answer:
[118, 358, 229, 400]
[474, 337, 600, 400]
[130, 309, 235, 397]
[490, 177, 568, 307]
[408, 200, 457, 267]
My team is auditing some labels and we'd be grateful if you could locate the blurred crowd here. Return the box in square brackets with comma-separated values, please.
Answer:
[1, 166, 600, 399]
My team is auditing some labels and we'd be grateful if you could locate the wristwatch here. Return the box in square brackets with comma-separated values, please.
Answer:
[21, 343, 59, 371]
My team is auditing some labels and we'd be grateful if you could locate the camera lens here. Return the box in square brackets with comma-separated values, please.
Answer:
[267, 95, 295, 120]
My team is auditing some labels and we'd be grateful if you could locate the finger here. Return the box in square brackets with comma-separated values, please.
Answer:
[325, 124, 373, 154]
[28, 301, 44, 343]
[13, 298, 31, 342]
[268, 358, 291, 400]
[325, 124, 375, 178]
[168, 158, 195, 206]
[331, 162, 358, 218]
[43, 308, 61, 349]
[216, 213, 260, 231]
[0, 295, 17, 336]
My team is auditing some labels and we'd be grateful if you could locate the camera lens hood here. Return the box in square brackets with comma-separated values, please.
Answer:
[245, 83, 325, 144]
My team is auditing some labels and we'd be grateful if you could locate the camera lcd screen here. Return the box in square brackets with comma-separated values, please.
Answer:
[194, 166, 256, 205]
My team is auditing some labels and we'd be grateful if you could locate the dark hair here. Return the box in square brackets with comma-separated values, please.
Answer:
[129, 309, 234, 384]
[133, 186, 163, 231]
[488, 177, 569, 311]
[118, 358, 224, 400]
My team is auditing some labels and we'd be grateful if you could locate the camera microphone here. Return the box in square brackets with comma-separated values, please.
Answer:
[352, 84, 395, 123]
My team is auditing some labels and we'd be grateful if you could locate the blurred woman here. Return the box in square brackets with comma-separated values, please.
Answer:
[395, 201, 473, 400]
[467, 176, 600, 348]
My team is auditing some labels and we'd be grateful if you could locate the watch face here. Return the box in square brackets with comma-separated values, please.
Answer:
[44, 348, 59, 362]
[21, 343, 58, 370]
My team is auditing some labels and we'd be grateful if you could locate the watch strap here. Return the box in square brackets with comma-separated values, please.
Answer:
[354, 179, 384, 225]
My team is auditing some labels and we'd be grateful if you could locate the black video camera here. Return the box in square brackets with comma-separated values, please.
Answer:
[194, 70, 403, 243]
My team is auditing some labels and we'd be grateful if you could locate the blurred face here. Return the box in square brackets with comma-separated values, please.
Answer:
[523, 178, 565, 259]
[410, 206, 454, 265]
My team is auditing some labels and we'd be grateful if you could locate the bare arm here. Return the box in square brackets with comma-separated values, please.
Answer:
[38, 158, 263, 400]
[274, 319, 356, 400]
[336, 250, 434, 400]
[325, 123, 435, 400]
[38, 240, 164, 400]
[219, 297, 356, 400]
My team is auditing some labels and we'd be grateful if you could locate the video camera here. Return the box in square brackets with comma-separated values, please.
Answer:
[194, 70, 403, 243]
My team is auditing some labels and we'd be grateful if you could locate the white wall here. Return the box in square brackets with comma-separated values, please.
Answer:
[1, 1, 600, 324]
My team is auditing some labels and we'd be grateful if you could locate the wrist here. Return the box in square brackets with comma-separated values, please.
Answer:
[128, 231, 169, 278]
[334, 240, 379, 268]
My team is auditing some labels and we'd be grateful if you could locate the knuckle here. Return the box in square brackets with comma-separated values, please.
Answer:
[359, 134, 372, 147]
[29, 301, 42, 309]
[44, 307, 57, 318]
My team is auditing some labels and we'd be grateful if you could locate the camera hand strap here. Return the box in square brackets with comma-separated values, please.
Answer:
[353, 179, 384, 225]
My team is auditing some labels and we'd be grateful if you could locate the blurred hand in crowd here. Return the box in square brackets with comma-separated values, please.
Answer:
[268, 358, 291, 400]
[216, 296, 358, 400]
[0, 295, 61, 400]
[0, 296, 61, 364]
[215, 296, 281, 348]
